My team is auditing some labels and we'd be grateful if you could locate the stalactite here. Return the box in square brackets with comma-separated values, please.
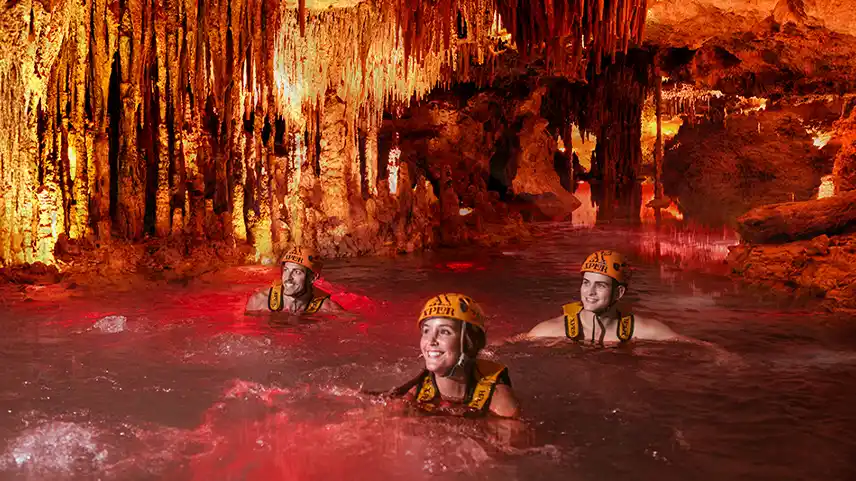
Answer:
[542, 49, 651, 221]
[69, 14, 90, 241]
[365, 124, 379, 196]
[273, 0, 501, 133]
[116, 2, 143, 240]
[167, 9, 183, 236]
[0, 0, 650, 266]
[495, 0, 647, 78]
[654, 73, 663, 201]
[155, 6, 171, 237]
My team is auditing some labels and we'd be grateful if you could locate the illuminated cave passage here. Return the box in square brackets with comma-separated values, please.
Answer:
[2, 0, 655, 266]
[0, 0, 855, 307]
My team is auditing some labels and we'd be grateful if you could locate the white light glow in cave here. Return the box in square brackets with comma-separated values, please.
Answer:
[68, 145, 77, 181]
[388, 145, 401, 195]
[817, 175, 835, 199]
[813, 131, 832, 149]
[459, 207, 473, 216]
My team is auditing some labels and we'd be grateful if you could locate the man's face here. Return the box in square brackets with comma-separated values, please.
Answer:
[420, 317, 463, 375]
[281, 262, 312, 296]
[580, 271, 621, 313]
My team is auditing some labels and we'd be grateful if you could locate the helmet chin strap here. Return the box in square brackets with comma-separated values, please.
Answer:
[588, 290, 621, 342]
[441, 323, 469, 378]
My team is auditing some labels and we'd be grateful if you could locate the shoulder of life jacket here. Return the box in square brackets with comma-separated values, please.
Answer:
[415, 359, 509, 413]
[563, 301, 635, 342]
[562, 302, 585, 339]
[267, 281, 330, 314]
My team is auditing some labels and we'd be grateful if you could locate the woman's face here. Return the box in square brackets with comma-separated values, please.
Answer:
[420, 317, 463, 374]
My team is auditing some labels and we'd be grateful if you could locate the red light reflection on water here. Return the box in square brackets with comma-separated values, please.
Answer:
[635, 224, 740, 273]
[314, 279, 378, 314]
[431, 261, 485, 273]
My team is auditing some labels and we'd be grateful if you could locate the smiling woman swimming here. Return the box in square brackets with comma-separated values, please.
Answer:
[386, 293, 520, 418]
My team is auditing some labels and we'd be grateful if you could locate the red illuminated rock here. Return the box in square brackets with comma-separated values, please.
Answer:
[735, 190, 856, 243]
[510, 88, 581, 219]
[727, 232, 856, 311]
[832, 107, 856, 193]
[663, 110, 832, 226]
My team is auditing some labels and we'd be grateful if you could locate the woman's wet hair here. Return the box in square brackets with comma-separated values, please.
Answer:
[463, 323, 486, 358]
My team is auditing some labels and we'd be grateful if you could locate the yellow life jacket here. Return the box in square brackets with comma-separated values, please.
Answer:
[414, 359, 508, 415]
[268, 282, 330, 314]
[563, 301, 634, 343]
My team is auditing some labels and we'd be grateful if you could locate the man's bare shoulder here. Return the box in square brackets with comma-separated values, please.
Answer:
[245, 288, 270, 313]
[632, 314, 679, 341]
[527, 315, 566, 338]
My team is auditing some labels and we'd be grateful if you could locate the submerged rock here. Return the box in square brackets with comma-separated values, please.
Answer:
[2, 421, 108, 476]
[92, 315, 127, 334]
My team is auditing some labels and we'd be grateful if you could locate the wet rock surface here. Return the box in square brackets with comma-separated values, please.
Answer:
[736, 190, 856, 244]
[727, 232, 856, 312]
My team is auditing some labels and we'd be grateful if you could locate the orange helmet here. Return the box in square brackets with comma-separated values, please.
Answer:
[417, 293, 486, 332]
[279, 246, 322, 273]
[580, 250, 628, 285]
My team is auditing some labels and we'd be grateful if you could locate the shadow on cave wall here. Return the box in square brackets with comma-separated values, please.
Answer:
[663, 107, 836, 227]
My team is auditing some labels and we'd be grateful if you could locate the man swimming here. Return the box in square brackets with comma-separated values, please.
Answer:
[245, 246, 343, 315]
[528, 250, 679, 344]
[387, 293, 520, 418]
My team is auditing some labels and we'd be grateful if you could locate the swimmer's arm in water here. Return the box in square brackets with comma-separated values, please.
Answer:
[525, 315, 566, 339]
[632, 315, 681, 341]
[244, 288, 270, 314]
[361, 371, 424, 398]
[635, 316, 715, 345]
[634, 316, 738, 364]
[319, 297, 345, 313]
[489, 384, 521, 418]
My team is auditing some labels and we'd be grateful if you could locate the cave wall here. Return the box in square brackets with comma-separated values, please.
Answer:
[832, 105, 856, 193]
[663, 109, 834, 226]
[0, 0, 650, 267]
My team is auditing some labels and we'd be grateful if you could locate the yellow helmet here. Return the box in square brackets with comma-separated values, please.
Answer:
[580, 250, 628, 285]
[417, 293, 486, 332]
[279, 246, 322, 273]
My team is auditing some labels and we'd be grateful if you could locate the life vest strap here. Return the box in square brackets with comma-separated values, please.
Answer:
[617, 313, 635, 342]
[467, 359, 507, 411]
[563, 302, 584, 340]
[414, 360, 509, 413]
[304, 294, 329, 314]
[268, 282, 284, 311]
[564, 302, 635, 343]
[268, 281, 330, 314]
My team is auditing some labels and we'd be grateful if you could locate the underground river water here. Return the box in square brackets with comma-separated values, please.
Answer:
[1, 222, 854, 481]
